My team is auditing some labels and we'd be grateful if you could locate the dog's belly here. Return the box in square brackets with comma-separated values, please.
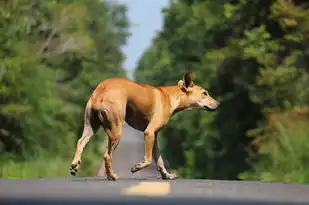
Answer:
[125, 117, 148, 132]
[125, 103, 150, 132]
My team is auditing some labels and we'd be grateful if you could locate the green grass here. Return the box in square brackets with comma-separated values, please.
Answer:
[0, 147, 103, 179]
[239, 120, 309, 184]
[0, 132, 106, 179]
[0, 157, 71, 179]
[0, 156, 102, 179]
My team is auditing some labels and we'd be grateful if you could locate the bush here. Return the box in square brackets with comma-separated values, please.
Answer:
[239, 108, 309, 184]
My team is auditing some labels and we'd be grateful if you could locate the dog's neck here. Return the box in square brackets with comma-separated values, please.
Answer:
[157, 85, 192, 116]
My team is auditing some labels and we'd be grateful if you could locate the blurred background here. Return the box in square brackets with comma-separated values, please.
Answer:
[1, 0, 309, 184]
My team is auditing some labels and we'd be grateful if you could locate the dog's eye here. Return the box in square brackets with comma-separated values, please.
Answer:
[203, 91, 209, 96]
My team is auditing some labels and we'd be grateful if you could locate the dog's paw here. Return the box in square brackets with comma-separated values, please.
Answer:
[70, 160, 81, 176]
[130, 166, 139, 173]
[107, 173, 119, 181]
[130, 162, 143, 173]
[162, 172, 177, 180]
[131, 161, 152, 174]
[70, 169, 77, 176]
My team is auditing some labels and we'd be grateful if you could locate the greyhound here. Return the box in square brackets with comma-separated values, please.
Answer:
[70, 72, 219, 180]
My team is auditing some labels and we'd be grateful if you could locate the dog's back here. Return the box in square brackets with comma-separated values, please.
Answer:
[88, 78, 161, 131]
[90, 78, 154, 107]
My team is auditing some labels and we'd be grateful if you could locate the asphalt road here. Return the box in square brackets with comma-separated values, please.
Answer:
[2, 124, 309, 205]
[1, 177, 309, 205]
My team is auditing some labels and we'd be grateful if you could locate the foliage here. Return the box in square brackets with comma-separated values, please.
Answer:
[0, 0, 129, 178]
[135, 0, 309, 183]
[239, 109, 309, 184]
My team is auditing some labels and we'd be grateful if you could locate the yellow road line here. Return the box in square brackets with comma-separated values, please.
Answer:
[121, 181, 171, 197]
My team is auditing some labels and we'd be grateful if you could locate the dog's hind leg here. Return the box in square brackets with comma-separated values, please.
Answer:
[102, 127, 122, 181]
[70, 102, 100, 176]
[100, 106, 125, 181]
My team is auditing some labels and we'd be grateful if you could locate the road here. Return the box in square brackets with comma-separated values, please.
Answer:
[1, 178, 309, 205]
[1, 124, 309, 205]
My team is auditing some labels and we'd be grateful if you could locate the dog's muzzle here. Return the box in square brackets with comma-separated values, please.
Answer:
[204, 102, 220, 111]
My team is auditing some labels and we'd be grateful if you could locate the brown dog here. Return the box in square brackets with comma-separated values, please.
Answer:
[70, 72, 219, 180]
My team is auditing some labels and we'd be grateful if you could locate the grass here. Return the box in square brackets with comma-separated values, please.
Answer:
[0, 145, 103, 179]
[260, 121, 309, 183]
[0, 157, 71, 179]
[0, 131, 106, 179]
[239, 111, 309, 184]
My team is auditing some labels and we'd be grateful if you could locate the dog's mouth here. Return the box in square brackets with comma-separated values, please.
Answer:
[204, 106, 217, 112]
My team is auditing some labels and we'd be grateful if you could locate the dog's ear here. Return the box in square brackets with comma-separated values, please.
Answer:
[183, 72, 195, 88]
[178, 72, 195, 92]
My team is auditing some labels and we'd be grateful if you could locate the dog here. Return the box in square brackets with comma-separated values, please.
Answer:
[70, 72, 220, 180]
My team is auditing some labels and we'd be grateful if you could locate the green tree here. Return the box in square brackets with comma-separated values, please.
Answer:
[135, 0, 309, 182]
[0, 0, 130, 178]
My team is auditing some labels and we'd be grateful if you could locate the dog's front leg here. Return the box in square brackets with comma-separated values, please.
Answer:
[153, 136, 177, 180]
[130, 128, 156, 173]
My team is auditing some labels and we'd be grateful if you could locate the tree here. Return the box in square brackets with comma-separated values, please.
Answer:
[135, 0, 309, 182]
[0, 0, 130, 178]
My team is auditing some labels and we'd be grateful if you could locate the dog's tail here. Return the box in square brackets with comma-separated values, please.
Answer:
[84, 97, 106, 126]
[84, 98, 92, 120]
[83, 98, 100, 126]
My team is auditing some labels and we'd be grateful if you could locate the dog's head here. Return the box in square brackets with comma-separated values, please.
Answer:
[178, 72, 220, 111]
